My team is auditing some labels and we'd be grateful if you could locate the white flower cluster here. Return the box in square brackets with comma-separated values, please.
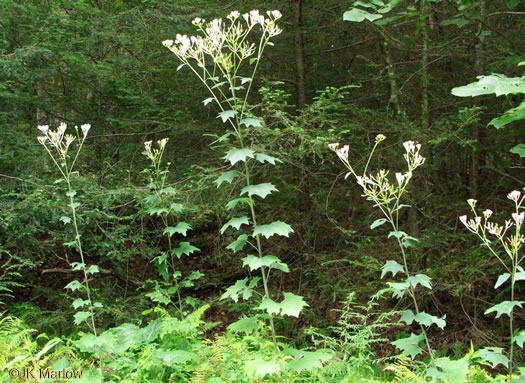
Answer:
[459, 190, 524, 255]
[143, 138, 169, 163]
[329, 136, 424, 206]
[162, 9, 282, 71]
[403, 140, 425, 170]
[37, 123, 90, 154]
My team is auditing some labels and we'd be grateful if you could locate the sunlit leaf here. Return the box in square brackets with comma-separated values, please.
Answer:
[370, 218, 388, 229]
[381, 260, 404, 278]
[283, 348, 333, 373]
[228, 316, 259, 334]
[242, 254, 289, 272]
[406, 274, 432, 289]
[476, 347, 509, 368]
[255, 153, 281, 165]
[226, 234, 249, 253]
[253, 221, 293, 239]
[214, 170, 239, 187]
[217, 110, 238, 123]
[241, 183, 278, 199]
[391, 333, 425, 359]
[172, 242, 200, 258]
[224, 148, 255, 165]
[240, 118, 262, 128]
[220, 216, 249, 234]
[485, 300, 524, 319]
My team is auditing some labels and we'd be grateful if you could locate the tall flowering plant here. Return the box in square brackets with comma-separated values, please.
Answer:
[330, 137, 442, 366]
[163, 11, 331, 380]
[460, 191, 525, 380]
[37, 123, 105, 380]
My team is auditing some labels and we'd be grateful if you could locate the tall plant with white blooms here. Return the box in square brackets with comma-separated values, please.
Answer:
[460, 191, 525, 381]
[163, 10, 331, 380]
[37, 123, 105, 381]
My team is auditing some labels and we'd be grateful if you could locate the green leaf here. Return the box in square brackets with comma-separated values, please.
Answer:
[60, 216, 71, 224]
[203, 97, 214, 106]
[249, 58, 258, 65]
[343, 8, 382, 22]
[214, 170, 239, 187]
[388, 230, 407, 239]
[240, 118, 262, 128]
[221, 277, 260, 302]
[226, 234, 249, 253]
[64, 280, 83, 292]
[258, 292, 308, 317]
[159, 186, 176, 195]
[476, 347, 509, 368]
[451, 75, 525, 97]
[85, 265, 99, 275]
[226, 197, 250, 210]
[70, 202, 81, 209]
[253, 221, 293, 239]
[400, 310, 446, 329]
[426, 357, 470, 383]
[255, 153, 282, 165]
[172, 242, 200, 258]
[370, 218, 388, 229]
[74, 311, 91, 325]
[513, 330, 525, 348]
[242, 254, 289, 272]
[148, 207, 168, 216]
[489, 101, 525, 129]
[387, 281, 409, 299]
[510, 144, 525, 158]
[406, 274, 432, 289]
[283, 348, 333, 373]
[401, 235, 419, 248]
[228, 316, 259, 334]
[485, 300, 524, 318]
[170, 203, 184, 213]
[224, 148, 255, 165]
[71, 262, 86, 271]
[391, 333, 425, 359]
[220, 216, 249, 234]
[381, 260, 404, 278]
[244, 356, 281, 379]
[506, 0, 520, 9]
[237, 76, 252, 84]
[145, 289, 171, 305]
[217, 110, 238, 123]
[495, 273, 511, 289]
[164, 222, 191, 237]
[241, 183, 278, 199]
[72, 298, 90, 309]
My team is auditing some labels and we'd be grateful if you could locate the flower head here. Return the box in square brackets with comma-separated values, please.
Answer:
[328, 143, 339, 151]
[508, 190, 521, 203]
[467, 199, 477, 209]
[228, 11, 240, 20]
[37, 125, 49, 135]
[81, 124, 91, 139]
[268, 10, 282, 20]
[192, 17, 204, 26]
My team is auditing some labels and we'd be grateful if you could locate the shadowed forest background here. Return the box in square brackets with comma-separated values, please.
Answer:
[0, 0, 524, 381]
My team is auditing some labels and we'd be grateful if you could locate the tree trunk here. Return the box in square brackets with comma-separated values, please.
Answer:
[377, 28, 402, 115]
[292, 0, 306, 110]
[420, 1, 430, 130]
[470, 0, 486, 199]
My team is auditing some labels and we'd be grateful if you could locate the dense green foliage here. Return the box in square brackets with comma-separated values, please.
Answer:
[0, 0, 523, 381]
